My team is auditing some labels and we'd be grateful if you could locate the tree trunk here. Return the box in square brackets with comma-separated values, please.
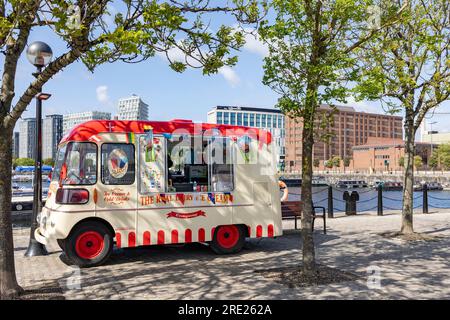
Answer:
[301, 121, 316, 276]
[0, 127, 23, 299]
[401, 113, 415, 234]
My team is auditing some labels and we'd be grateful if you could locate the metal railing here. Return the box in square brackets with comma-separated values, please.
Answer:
[320, 184, 449, 217]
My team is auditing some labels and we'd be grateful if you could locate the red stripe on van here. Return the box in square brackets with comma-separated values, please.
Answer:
[268, 224, 274, 237]
[198, 228, 205, 242]
[157, 230, 165, 245]
[211, 227, 216, 240]
[185, 229, 192, 243]
[171, 230, 179, 244]
[128, 232, 136, 247]
[143, 231, 151, 245]
[256, 225, 262, 238]
[115, 232, 122, 248]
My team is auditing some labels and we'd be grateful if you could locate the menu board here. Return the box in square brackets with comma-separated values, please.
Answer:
[139, 134, 166, 194]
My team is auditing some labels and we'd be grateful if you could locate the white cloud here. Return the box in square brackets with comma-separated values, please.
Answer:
[156, 43, 202, 68]
[243, 32, 269, 57]
[156, 39, 241, 87]
[96, 85, 110, 104]
[218, 66, 241, 87]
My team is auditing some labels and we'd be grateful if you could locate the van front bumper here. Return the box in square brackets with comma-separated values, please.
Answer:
[34, 227, 48, 245]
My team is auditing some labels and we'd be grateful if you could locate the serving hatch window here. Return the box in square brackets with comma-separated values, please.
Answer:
[52, 142, 97, 185]
[165, 135, 234, 193]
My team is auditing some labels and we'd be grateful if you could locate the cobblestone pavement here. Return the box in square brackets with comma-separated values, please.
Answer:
[13, 210, 450, 299]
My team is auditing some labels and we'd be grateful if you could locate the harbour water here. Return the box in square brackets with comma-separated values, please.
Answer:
[287, 187, 450, 212]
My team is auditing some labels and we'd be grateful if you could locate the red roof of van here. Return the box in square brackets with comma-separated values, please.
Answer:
[60, 120, 272, 145]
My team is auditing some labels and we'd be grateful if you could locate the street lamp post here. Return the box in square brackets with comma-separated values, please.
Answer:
[24, 41, 53, 257]
[429, 121, 437, 172]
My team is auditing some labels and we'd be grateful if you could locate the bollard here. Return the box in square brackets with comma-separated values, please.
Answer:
[349, 191, 359, 215]
[327, 186, 334, 218]
[343, 191, 359, 215]
[343, 191, 350, 215]
[423, 183, 428, 214]
[377, 184, 383, 216]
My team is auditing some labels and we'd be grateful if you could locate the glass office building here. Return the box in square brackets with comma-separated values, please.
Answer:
[207, 106, 285, 170]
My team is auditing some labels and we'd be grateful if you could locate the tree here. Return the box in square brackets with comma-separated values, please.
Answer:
[12, 158, 35, 168]
[343, 157, 351, 172]
[42, 158, 54, 166]
[259, 0, 399, 277]
[313, 158, 320, 170]
[413, 155, 422, 172]
[331, 155, 341, 172]
[355, 0, 450, 234]
[430, 143, 450, 170]
[0, 0, 263, 299]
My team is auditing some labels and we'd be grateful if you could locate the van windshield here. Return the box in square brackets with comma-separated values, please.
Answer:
[52, 142, 97, 185]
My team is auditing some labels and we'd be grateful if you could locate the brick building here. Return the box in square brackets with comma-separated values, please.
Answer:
[352, 138, 436, 172]
[285, 105, 403, 172]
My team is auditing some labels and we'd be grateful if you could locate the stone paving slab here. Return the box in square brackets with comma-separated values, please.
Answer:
[13, 211, 450, 299]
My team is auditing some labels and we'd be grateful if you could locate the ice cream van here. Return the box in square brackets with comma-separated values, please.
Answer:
[35, 120, 283, 267]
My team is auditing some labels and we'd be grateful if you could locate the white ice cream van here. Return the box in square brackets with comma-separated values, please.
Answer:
[35, 119, 283, 267]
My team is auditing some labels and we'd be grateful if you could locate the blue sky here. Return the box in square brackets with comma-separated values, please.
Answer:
[8, 7, 450, 137]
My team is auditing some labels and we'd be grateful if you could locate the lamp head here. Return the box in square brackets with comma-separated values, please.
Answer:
[26, 41, 53, 67]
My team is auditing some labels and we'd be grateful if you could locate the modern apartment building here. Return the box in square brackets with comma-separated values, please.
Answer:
[19, 118, 36, 159]
[12, 131, 19, 158]
[63, 111, 111, 136]
[207, 106, 286, 169]
[43, 114, 63, 160]
[118, 95, 149, 120]
[285, 105, 403, 173]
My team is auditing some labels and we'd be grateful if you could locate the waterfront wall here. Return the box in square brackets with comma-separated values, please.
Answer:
[281, 171, 450, 186]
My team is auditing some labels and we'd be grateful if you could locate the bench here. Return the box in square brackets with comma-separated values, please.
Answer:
[281, 201, 326, 234]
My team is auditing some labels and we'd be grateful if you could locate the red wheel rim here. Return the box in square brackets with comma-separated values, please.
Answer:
[216, 225, 240, 249]
[75, 231, 104, 259]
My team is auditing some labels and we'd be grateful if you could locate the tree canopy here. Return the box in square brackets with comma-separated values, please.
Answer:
[354, 0, 450, 234]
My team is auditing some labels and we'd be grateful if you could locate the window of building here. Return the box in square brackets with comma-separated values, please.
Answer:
[256, 114, 261, 127]
[237, 113, 242, 125]
[267, 115, 272, 128]
[250, 114, 255, 127]
[262, 114, 266, 127]
[243, 113, 249, 126]
[101, 143, 135, 185]
[223, 112, 229, 124]
[230, 112, 236, 125]
[217, 112, 223, 124]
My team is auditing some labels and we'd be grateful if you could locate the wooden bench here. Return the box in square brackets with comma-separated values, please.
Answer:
[281, 201, 326, 234]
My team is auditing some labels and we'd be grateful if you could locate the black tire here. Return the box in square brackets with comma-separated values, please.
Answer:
[210, 225, 245, 254]
[57, 239, 66, 252]
[65, 221, 113, 267]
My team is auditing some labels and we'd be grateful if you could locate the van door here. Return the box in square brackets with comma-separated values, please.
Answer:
[96, 142, 138, 248]
[136, 134, 168, 246]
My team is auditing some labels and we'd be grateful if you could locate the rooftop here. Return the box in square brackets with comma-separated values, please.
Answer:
[211, 106, 283, 114]
[60, 119, 273, 145]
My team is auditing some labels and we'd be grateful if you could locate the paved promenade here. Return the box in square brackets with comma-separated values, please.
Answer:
[13, 210, 450, 299]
